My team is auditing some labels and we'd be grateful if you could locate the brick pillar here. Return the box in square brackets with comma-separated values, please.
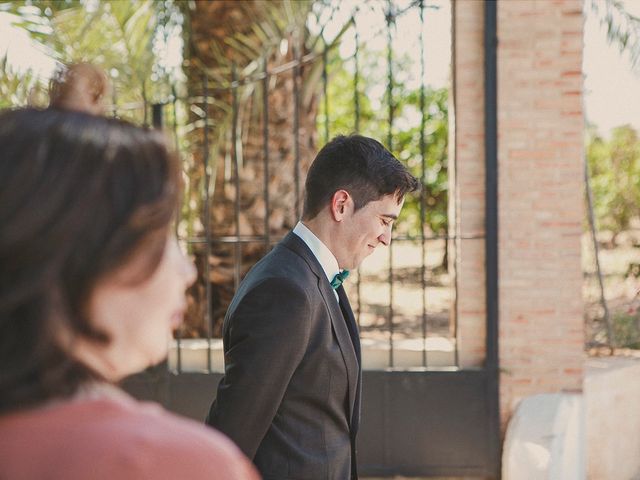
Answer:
[453, 0, 585, 429]
[451, 0, 487, 369]
[497, 0, 584, 428]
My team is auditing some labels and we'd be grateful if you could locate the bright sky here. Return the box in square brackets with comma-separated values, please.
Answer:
[584, 0, 640, 136]
[0, 12, 57, 76]
[2, 0, 640, 137]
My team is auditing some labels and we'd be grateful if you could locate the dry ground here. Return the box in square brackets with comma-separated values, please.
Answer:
[350, 238, 453, 345]
[360, 227, 640, 352]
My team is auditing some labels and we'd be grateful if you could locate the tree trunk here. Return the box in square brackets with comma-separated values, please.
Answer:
[181, 0, 319, 337]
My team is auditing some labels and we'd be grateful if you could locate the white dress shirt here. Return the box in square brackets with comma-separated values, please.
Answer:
[293, 221, 341, 302]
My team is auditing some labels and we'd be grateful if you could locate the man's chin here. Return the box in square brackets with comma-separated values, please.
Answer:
[351, 259, 366, 270]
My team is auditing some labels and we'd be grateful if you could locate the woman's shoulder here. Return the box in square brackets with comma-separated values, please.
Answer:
[115, 392, 248, 455]
[0, 389, 259, 480]
[110, 396, 259, 479]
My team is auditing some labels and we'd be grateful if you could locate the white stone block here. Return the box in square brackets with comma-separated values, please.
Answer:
[503, 393, 585, 480]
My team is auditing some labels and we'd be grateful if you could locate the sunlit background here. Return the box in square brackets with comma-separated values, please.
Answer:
[3, 0, 640, 352]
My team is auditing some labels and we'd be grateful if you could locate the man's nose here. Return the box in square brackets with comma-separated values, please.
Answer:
[378, 229, 391, 246]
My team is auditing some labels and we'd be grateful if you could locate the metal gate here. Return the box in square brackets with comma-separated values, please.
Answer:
[124, 1, 500, 477]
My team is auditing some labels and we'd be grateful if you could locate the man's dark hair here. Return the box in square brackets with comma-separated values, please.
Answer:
[0, 108, 180, 414]
[302, 134, 420, 220]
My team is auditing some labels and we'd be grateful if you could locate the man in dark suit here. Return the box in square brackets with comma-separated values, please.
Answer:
[206, 135, 419, 479]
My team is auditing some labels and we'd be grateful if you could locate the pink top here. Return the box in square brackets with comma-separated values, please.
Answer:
[0, 388, 259, 480]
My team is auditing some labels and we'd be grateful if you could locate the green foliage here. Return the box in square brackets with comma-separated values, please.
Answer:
[394, 87, 448, 238]
[587, 124, 640, 235]
[2, 0, 183, 124]
[611, 311, 640, 348]
[0, 54, 47, 108]
[5, 0, 450, 240]
[318, 47, 448, 238]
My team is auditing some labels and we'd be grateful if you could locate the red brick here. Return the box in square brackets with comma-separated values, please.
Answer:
[455, 0, 584, 429]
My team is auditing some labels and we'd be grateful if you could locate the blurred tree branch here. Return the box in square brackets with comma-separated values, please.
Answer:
[593, 0, 640, 72]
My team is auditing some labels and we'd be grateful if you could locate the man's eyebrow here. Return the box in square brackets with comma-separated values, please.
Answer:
[381, 213, 398, 220]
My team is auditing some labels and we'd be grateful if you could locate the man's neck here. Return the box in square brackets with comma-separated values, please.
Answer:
[301, 217, 339, 264]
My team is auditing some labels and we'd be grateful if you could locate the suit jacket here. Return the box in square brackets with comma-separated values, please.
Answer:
[207, 232, 361, 480]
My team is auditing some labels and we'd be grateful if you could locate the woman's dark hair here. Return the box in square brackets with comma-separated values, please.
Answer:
[0, 108, 180, 414]
[302, 134, 420, 220]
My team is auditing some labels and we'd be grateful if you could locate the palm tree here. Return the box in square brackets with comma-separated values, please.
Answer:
[180, 0, 327, 337]
[2, 0, 328, 336]
[594, 0, 640, 70]
[2, 0, 356, 338]
[0, 55, 45, 108]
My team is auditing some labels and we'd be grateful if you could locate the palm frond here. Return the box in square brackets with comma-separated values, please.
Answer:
[594, 0, 640, 71]
[0, 53, 44, 108]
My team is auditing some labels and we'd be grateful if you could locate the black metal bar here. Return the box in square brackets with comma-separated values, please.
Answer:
[142, 81, 148, 127]
[111, 82, 118, 118]
[386, 5, 394, 151]
[451, 0, 460, 370]
[202, 73, 212, 373]
[263, 58, 271, 253]
[354, 21, 360, 134]
[418, 0, 428, 368]
[386, 0, 395, 368]
[171, 84, 180, 152]
[152, 103, 163, 129]
[353, 17, 361, 327]
[322, 38, 330, 144]
[484, 2, 501, 478]
[484, 0, 499, 403]
[183, 232, 485, 244]
[293, 31, 302, 220]
[155, 95, 179, 371]
[584, 160, 613, 344]
[232, 65, 241, 291]
[171, 84, 181, 379]
[176, 303, 182, 373]
[170, 85, 181, 295]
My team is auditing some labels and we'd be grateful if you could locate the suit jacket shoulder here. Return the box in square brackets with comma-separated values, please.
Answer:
[208, 231, 358, 479]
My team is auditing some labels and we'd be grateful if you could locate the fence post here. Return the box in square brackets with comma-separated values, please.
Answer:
[385, 0, 395, 368]
[152, 103, 164, 129]
[263, 58, 271, 252]
[202, 73, 213, 373]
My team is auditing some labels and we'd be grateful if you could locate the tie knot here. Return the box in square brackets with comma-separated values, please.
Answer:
[330, 270, 350, 290]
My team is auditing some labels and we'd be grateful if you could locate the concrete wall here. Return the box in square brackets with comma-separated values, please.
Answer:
[586, 356, 640, 480]
[503, 393, 584, 480]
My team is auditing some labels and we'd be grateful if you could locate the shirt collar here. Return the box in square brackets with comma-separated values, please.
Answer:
[293, 221, 341, 285]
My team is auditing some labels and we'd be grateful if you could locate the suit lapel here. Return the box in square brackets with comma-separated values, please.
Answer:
[337, 285, 362, 435]
[281, 232, 360, 424]
[336, 285, 361, 364]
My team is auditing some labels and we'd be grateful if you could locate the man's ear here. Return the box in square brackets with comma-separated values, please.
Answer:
[330, 190, 351, 221]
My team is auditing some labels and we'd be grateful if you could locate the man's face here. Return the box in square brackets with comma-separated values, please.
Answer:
[337, 193, 404, 270]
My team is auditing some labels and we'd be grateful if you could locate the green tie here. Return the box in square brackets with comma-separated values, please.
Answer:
[330, 270, 350, 289]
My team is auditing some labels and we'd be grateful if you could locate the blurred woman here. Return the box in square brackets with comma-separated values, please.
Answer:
[0, 108, 259, 480]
